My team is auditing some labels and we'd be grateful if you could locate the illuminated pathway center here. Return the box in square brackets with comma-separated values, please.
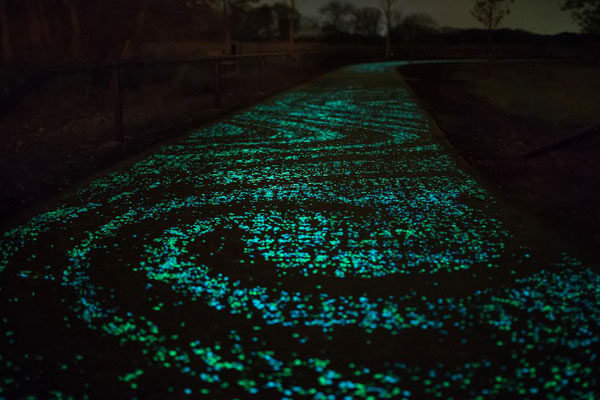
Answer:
[1, 62, 599, 399]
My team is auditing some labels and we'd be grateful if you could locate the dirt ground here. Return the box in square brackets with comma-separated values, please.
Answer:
[0, 55, 340, 224]
[400, 61, 600, 264]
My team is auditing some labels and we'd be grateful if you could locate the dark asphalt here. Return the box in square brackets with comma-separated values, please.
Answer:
[1, 62, 598, 399]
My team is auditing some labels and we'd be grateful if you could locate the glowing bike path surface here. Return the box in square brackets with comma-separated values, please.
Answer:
[1, 62, 598, 399]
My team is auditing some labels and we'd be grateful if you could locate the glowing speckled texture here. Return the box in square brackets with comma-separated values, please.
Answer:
[1, 62, 599, 399]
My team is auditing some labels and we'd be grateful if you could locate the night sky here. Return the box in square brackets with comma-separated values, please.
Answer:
[297, 0, 578, 34]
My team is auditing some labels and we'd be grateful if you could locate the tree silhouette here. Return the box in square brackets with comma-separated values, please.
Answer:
[288, 0, 299, 52]
[397, 13, 438, 59]
[59, 0, 83, 61]
[320, 1, 356, 37]
[0, 0, 12, 64]
[561, 0, 600, 33]
[120, 0, 151, 60]
[203, 0, 258, 54]
[470, 0, 514, 58]
[353, 7, 382, 38]
[0, 0, 225, 65]
[380, 0, 400, 58]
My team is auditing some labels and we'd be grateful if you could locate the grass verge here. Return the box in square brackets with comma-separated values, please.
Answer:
[400, 61, 600, 263]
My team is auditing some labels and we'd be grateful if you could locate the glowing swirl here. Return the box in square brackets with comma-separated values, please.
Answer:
[1, 62, 599, 399]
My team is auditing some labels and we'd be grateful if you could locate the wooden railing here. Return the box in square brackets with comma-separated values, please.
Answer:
[1, 49, 378, 141]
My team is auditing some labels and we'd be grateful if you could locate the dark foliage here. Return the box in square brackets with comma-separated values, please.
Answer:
[562, 0, 600, 34]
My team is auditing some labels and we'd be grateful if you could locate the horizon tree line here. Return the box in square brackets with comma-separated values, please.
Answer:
[0, 0, 598, 66]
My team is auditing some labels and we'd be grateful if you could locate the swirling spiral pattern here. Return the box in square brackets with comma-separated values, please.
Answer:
[1, 62, 599, 399]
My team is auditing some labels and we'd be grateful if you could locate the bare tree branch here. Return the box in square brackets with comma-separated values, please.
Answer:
[470, 0, 514, 58]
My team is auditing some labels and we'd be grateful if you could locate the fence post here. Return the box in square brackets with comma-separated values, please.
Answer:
[214, 59, 222, 108]
[260, 57, 265, 93]
[112, 67, 124, 142]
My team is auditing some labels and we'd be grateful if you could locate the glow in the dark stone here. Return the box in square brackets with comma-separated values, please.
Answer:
[0, 61, 598, 399]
